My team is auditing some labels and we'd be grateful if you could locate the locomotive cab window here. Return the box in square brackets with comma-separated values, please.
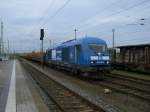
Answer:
[88, 44, 106, 52]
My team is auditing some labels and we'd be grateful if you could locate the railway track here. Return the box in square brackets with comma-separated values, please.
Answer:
[94, 74, 150, 103]
[22, 61, 105, 112]
[96, 81, 150, 102]
[107, 73, 150, 86]
[104, 75, 150, 93]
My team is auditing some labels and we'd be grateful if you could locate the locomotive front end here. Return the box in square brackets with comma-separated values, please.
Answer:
[82, 38, 111, 77]
[89, 43, 110, 66]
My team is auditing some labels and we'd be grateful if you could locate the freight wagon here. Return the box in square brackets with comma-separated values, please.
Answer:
[114, 43, 150, 73]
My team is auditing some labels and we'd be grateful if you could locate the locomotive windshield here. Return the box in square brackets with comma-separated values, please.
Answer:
[88, 44, 106, 52]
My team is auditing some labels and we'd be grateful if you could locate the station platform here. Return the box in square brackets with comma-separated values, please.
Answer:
[0, 60, 49, 112]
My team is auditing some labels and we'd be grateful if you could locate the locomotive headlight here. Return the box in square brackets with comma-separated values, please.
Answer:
[90, 56, 98, 60]
[98, 52, 101, 55]
[102, 56, 109, 60]
[106, 61, 109, 64]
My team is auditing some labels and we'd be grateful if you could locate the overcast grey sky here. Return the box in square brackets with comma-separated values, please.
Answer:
[0, 0, 150, 52]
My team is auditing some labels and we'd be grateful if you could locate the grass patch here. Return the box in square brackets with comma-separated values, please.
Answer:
[112, 70, 150, 81]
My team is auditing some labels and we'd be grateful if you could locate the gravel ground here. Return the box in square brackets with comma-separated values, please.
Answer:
[24, 60, 150, 112]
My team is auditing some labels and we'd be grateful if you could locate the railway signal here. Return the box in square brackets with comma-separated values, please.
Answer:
[40, 29, 44, 40]
[40, 29, 44, 68]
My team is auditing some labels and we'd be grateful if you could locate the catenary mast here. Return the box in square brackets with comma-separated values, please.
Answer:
[0, 22, 4, 56]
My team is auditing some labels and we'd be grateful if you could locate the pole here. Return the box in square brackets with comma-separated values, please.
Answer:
[41, 39, 44, 67]
[112, 29, 115, 62]
[0, 22, 3, 56]
[49, 40, 51, 48]
[74, 29, 77, 65]
[112, 29, 115, 49]
[74, 29, 77, 40]
[0, 23, 1, 56]
[13, 50, 15, 59]
[8, 40, 9, 59]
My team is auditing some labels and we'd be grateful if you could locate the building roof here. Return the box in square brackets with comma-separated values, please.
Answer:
[116, 43, 150, 48]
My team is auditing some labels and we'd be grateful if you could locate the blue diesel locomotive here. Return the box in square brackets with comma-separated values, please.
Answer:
[45, 36, 111, 78]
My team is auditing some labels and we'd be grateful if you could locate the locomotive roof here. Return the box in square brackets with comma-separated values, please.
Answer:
[47, 36, 106, 50]
[62, 37, 106, 45]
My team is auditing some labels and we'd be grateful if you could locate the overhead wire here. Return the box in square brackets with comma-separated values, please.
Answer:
[69, 0, 123, 28]
[26, 0, 150, 46]
[56, 0, 150, 40]
[27, 0, 55, 36]
[40, 0, 72, 27]
[75, 0, 150, 46]
[51, 2, 150, 44]
[35, 0, 55, 27]
[47, 0, 125, 39]
[75, 16, 150, 39]
[26, 0, 121, 38]
[78, 0, 150, 31]
[27, 0, 72, 36]
[28, 0, 150, 37]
